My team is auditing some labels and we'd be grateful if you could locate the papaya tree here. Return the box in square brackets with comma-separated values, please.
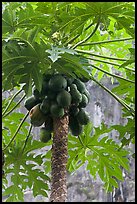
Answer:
[2, 2, 135, 202]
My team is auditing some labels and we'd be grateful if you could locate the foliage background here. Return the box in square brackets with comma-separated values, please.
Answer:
[2, 2, 135, 202]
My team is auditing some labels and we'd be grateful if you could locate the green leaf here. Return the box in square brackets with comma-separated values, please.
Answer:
[3, 137, 50, 201]
[31, 64, 43, 92]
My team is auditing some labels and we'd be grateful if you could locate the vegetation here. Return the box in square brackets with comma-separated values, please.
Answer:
[2, 2, 135, 202]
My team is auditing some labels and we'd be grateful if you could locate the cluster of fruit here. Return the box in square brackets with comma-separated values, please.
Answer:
[24, 74, 90, 142]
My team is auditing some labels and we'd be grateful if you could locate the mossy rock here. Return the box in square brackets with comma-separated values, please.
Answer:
[57, 90, 72, 108]
[76, 109, 90, 125]
[48, 75, 67, 92]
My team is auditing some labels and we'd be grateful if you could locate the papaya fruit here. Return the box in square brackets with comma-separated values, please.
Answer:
[79, 94, 89, 108]
[33, 88, 42, 100]
[24, 96, 39, 111]
[70, 84, 82, 105]
[67, 77, 75, 86]
[43, 74, 52, 82]
[69, 116, 83, 136]
[76, 109, 90, 125]
[40, 127, 52, 143]
[41, 80, 49, 96]
[57, 90, 71, 108]
[48, 75, 67, 92]
[40, 97, 50, 115]
[50, 103, 64, 118]
[79, 76, 89, 83]
[83, 89, 90, 103]
[29, 104, 47, 127]
[47, 91, 57, 100]
[73, 79, 86, 93]
[44, 117, 53, 132]
[69, 105, 79, 116]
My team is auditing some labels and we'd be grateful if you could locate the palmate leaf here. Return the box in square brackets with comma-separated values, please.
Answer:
[111, 78, 135, 99]
[3, 136, 50, 202]
[2, 36, 49, 93]
[2, 184, 24, 202]
[46, 46, 77, 63]
[47, 2, 134, 42]
[2, 4, 17, 34]
[2, 2, 49, 34]
[47, 48, 92, 80]
[67, 123, 130, 192]
[2, 112, 29, 146]
[112, 117, 135, 147]
[42, 148, 52, 174]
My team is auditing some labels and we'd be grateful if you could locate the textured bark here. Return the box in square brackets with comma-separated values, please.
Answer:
[50, 112, 69, 202]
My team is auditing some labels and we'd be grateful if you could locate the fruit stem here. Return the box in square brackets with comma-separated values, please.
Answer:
[78, 135, 86, 148]
[2, 88, 23, 117]
[2, 112, 29, 151]
[3, 94, 26, 118]
[91, 64, 135, 84]
[21, 124, 33, 154]
[75, 49, 128, 61]
[91, 76, 135, 117]
[71, 20, 100, 49]
[77, 37, 133, 46]
[83, 56, 135, 72]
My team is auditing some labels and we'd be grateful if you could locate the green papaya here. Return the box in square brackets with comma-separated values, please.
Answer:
[79, 94, 89, 108]
[84, 89, 90, 103]
[79, 76, 89, 83]
[43, 74, 52, 81]
[50, 103, 64, 118]
[67, 77, 75, 86]
[24, 96, 39, 111]
[48, 75, 67, 92]
[69, 116, 83, 136]
[33, 88, 41, 100]
[47, 91, 57, 100]
[69, 105, 79, 116]
[76, 109, 90, 125]
[40, 97, 50, 115]
[73, 79, 86, 93]
[29, 104, 47, 127]
[70, 84, 82, 105]
[41, 80, 49, 96]
[57, 90, 72, 108]
[40, 128, 52, 143]
[44, 117, 53, 132]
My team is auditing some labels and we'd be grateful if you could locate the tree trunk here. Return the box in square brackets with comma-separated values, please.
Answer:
[50, 112, 69, 202]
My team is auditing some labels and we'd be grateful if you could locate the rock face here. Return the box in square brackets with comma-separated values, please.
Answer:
[2, 80, 135, 202]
